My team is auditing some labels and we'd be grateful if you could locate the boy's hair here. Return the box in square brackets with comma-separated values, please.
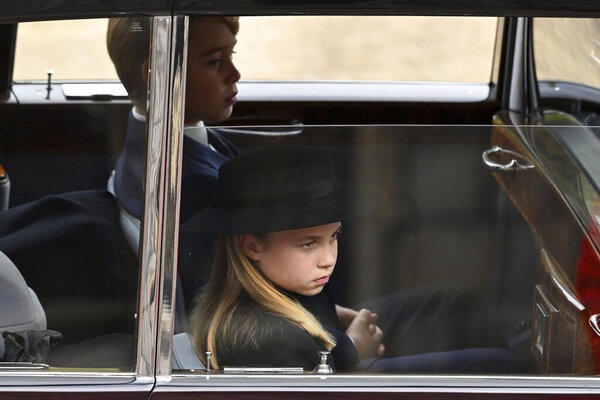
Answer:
[106, 16, 240, 111]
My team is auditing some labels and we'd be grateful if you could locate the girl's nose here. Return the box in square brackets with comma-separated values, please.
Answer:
[318, 243, 337, 269]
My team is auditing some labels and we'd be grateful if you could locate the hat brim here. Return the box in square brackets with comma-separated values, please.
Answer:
[182, 183, 387, 234]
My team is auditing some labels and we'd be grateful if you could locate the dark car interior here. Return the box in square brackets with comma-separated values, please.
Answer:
[0, 14, 599, 375]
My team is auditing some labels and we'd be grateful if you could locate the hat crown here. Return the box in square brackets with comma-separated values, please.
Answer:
[217, 146, 338, 208]
[183, 145, 386, 234]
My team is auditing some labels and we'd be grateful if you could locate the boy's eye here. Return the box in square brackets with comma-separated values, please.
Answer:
[207, 58, 221, 66]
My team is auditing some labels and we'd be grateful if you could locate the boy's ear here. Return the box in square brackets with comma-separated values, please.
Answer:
[238, 234, 263, 262]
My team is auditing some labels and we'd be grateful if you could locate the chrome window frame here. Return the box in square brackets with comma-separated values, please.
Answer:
[138, 14, 187, 380]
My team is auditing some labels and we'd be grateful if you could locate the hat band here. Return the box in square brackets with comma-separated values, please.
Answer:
[222, 179, 337, 208]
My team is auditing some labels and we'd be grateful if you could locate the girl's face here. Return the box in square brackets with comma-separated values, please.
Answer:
[242, 222, 342, 297]
[185, 17, 241, 125]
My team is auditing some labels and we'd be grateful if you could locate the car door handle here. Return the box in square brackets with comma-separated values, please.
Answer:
[482, 146, 535, 172]
[589, 313, 600, 337]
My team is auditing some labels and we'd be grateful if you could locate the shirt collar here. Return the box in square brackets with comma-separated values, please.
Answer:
[131, 107, 210, 147]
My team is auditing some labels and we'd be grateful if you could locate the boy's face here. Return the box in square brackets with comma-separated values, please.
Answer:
[185, 17, 240, 125]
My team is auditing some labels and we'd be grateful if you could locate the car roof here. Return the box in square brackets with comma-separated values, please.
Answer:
[2, 0, 600, 22]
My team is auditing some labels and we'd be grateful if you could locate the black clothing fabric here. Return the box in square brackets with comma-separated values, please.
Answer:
[2, 329, 62, 363]
[113, 113, 239, 223]
[0, 190, 138, 343]
[215, 293, 327, 371]
[298, 289, 359, 371]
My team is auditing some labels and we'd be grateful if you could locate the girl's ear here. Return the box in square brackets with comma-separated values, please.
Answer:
[238, 234, 263, 262]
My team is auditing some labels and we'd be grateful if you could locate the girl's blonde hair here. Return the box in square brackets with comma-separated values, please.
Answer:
[190, 234, 336, 368]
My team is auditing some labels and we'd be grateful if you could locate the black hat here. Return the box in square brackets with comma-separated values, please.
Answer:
[183, 145, 386, 234]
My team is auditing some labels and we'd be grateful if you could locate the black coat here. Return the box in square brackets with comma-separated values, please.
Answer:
[215, 293, 328, 371]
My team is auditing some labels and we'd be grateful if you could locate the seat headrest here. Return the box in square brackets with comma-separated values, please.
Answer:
[0, 251, 46, 331]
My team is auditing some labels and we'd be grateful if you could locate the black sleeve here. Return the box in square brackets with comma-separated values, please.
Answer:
[300, 290, 359, 371]
[327, 324, 359, 371]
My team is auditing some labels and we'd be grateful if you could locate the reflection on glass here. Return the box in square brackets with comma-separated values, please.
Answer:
[535, 18, 600, 89]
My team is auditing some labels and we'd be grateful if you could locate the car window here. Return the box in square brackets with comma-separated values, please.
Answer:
[13, 16, 498, 84]
[141, 10, 600, 387]
[13, 19, 118, 81]
[172, 121, 600, 383]
[176, 124, 533, 375]
[235, 16, 498, 82]
[0, 16, 146, 377]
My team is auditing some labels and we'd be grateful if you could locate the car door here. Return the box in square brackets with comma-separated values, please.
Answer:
[486, 16, 600, 375]
[148, 8, 600, 400]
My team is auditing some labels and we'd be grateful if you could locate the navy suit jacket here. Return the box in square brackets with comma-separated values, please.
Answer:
[113, 112, 238, 223]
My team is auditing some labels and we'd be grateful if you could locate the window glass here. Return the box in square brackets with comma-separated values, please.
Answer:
[1, 17, 145, 373]
[13, 16, 498, 83]
[174, 122, 600, 380]
[534, 18, 600, 89]
[236, 16, 497, 82]
[14, 19, 118, 81]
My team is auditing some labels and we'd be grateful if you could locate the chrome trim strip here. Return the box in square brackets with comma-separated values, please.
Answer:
[0, 373, 144, 386]
[156, 14, 188, 378]
[549, 274, 585, 312]
[237, 81, 490, 103]
[19, 80, 492, 104]
[539, 249, 585, 312]
[0, 372, 154, 392]
[507, 17, 526, 112]
[162, 373, 600, 393]
[136, 15, 173, 379]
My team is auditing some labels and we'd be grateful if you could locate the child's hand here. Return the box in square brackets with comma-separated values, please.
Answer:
[335, 304, 359, 330]
[345, 308, 385, 360]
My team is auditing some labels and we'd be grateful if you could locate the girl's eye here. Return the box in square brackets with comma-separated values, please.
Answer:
[332, 228, 343, 241]
[301, 241, 316, 249]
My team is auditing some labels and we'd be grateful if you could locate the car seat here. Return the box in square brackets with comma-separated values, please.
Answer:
[107, 170, 140, 257]
[172, 332, 204, 370]
[0, 249, 52, 361]
[0, 250, 46, 333]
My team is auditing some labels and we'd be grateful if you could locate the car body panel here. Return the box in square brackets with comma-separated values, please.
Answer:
[3, 0, 600, 21]
[490, 110, 600, 375]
